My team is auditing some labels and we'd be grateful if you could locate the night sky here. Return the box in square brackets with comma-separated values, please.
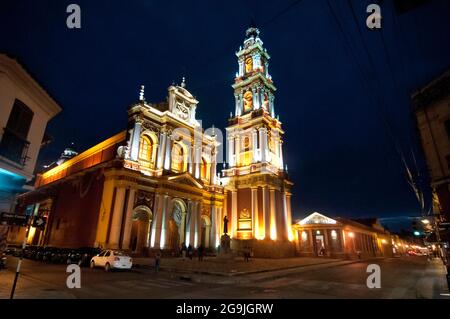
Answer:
[1, 0, 449, 222]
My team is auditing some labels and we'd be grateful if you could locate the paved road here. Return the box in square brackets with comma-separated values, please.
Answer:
[0, 256, 448, 299]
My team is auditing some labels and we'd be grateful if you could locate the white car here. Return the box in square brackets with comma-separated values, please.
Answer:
[90, 250, 133, 271]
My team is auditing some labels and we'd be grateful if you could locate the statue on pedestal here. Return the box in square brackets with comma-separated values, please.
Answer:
[219, 215, 231, 257]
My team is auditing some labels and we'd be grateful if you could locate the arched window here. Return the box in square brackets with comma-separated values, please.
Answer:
[245, 57, 253, 73]
[201, 157, 209, 181]
[243, 91, 253, 112]
[171, 143, 185, 173]
[243, 136, 250, 152]
[139, 135, 154, 165]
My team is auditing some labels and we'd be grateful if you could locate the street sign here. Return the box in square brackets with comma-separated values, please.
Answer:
[32, 216, 47, 230]
[0, 212, 29, 226]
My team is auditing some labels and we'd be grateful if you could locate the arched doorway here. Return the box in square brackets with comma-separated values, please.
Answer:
[130, 205, 152, 254]
[200, 215, 211, 248]
[167, 199, 187, 251]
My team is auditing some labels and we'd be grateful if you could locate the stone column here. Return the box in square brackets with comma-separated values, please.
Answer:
[252, 87, 258, 110]
[252, 129, 258, 163]
[262, 186, 269, 239]
[157, 132, 167, 169]
[231, 190, 238, 238]
[210, 206, 217, 248]
[121, 188, 136, 250]
[188, 201, 196, 247]
[286, 194, 293, 241]
[269, 188, 277, 240]
[130, 119, 142, 161]
[228, 135, 235, 167]
[259, 127, 267, 163]
[210, 148, 217, 185]
[194, 146, 201, 179]
[281, 192, 289, 241]
[188, 144, 193, 174]
[269, 94, 275, 118]
[109, 187, 126, 249]
[160, 195, 171, 249]
[164, 134, 172, 171]
[239, 92, 243, 115]
[234, 94, 239, 116]
[251, 187, 259, 239]
[235, 135, 240, 167]
[180, 211, 187, 244]
[278, 140, 284, 169]
[153, 193, 165, 248]
[195, 202, 201, 248]
[308, 229, 314, 253]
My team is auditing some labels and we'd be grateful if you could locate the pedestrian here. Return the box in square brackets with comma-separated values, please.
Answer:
[155, 250, 162, 272]
[244, 246, 250, 262]
[181, 242, 187, 261]
[188, 244, 193, 260]
[198, 245, 204, 262]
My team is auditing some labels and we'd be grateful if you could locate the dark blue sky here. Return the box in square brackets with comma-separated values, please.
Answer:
[1, 0, 449, 221]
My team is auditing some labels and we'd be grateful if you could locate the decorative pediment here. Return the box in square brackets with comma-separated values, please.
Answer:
[167, 173, 203, 189]
[298, 212, 337, 226]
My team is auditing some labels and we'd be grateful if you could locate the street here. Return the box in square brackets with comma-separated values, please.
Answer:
[0, 256, 448, 299]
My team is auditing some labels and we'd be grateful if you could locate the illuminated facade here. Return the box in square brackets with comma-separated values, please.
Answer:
[293, 212, 394, 259]
[16, 82, 224, 253]
[221, 26, 295, 257]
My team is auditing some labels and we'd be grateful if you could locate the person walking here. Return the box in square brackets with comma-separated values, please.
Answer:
[188, 244, 193, 260]
[155, 250, 162, 272]
[181, 243, 187, 261]
[198, 245, 204, 262]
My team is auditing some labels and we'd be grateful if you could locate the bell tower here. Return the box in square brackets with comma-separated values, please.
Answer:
[222, 26, 294, 250]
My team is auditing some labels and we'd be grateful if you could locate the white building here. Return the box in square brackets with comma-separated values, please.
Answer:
[0, 54, 61, 213]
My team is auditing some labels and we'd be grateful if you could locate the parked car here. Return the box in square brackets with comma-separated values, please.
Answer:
[90, 250, 132, 272]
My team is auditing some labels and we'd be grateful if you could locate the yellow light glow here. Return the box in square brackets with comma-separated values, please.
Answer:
[257, 225, 265, 240]
[348, 232, 354, 238]
[40, 131, 126, 185]
[381, 239, 387, 244]
[287, 229, 294, 242]
[421, 219, 430, 225]
[270, 222, 277, 241]
[331, 230, 337, 240]
[27, 227, 36, 244]
[301, 231, 307, 241]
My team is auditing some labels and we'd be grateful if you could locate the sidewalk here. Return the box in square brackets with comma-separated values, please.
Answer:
[416, 258, 450, 298]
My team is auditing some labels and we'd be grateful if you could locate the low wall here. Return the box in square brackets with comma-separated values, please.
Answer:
[231, 238, 296, 258]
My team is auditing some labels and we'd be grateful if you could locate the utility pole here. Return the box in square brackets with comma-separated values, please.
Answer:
[10, 215, 32, 299]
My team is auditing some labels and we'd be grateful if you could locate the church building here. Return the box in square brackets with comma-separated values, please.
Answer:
[13, 26, 295, 257]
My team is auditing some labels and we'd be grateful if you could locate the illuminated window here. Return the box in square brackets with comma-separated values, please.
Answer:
[243, 91, 253, 112]
[262, 93, 269, 111]
[139, 135, 154, 166]
[243, 137, 250, 152]
[171, 143, 185, 173]
[245, 57, 253, 73]
[301, 231, 307, 241]
[331, 230, 337, 240]
[201, 157, 209, 181]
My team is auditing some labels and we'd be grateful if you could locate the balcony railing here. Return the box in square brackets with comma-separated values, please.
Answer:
[0, 127, 30, 166]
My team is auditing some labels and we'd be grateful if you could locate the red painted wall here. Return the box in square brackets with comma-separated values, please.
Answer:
[46, 170, 104, 248]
